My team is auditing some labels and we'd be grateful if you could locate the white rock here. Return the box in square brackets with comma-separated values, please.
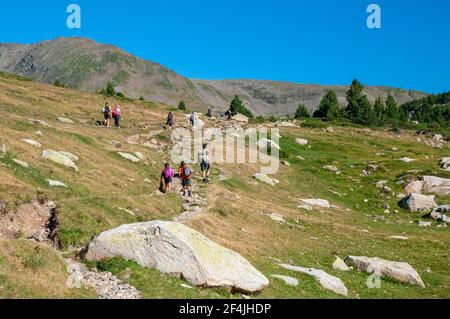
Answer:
[419, 221, 432, 227]
[180, 284, 194, 289]
[400, 157, 416, 163]
[271, 275, 299, 286]
[134, 152, 145, 160]
[47, 179, 68, 188]
[269, 213, 285, 224]
[389, 236, 409, 240]
[430, 205, 450, 223]
[57, 117, 75, 124]
[332, 257, 350, 271]
[405, 180, 423, 195]
[1, 144, 6, 155]
[117, 152, 141, 163]
[85, 221, 269, 293]
[345, 256, 425, 287]
[231, 113, 249, 124]
[35, 131, 43, 136]
[59, 151, 79, 162]
[13, 159, 29, 168]
[42, 150, 78, 171]
[276, 121, 297, 128]
[22, 139, 42, 148]
[278, 264, 348, 296]
[296, 138, 308, 146]
[300, 199, 330, 209]
[441, 157, 450, 171]
[400, 193, 437, 212]
[421, 176, 450, 196]
[253, 173, 276, 186]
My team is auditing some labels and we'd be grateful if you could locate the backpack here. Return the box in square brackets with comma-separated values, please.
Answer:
[112, 108, 119, 117]
[163, 168, 173, 179]
[182, 167, 192, 179]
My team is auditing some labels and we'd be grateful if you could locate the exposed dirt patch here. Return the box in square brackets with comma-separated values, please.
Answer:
[0, 200, 61, 249]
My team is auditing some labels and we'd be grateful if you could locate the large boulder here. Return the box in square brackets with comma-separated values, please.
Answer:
[421, 176, 450, 196]
[429, 205, 450, 223]
[42, 150, 78, 171]
[400, 193, 437, 212]
[84, 221, 269, 293]
[405, 181, 423, 195]
[278, 264, 348, 296]
[345, 256, 425, 287]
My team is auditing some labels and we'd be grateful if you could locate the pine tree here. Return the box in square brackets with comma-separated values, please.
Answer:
[229, 95, 253, 118]
[294, 104, 310, 119]
[178, 100, 187, 111]
[345, 79, 364, 121]
[385, 94, 399, 123]
[105, 82, 116, 97]
[313, 90, 340, 120]
[373, 97, 386, 125]
[356, 95, 375, 125]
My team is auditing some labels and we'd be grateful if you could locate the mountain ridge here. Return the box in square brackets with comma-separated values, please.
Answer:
[0, 37, 427, 116]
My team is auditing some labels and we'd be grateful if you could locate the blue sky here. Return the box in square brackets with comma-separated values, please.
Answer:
[0, 0, 449, 93]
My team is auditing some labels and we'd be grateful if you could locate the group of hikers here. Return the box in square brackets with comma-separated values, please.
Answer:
[160, 143, 211, 197]
[100, 101, 213, 197]
[102, 102, 122, 128]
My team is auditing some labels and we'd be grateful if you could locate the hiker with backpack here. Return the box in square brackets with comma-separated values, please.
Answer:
[112, 105, 122, 128]
[189, 112, 197, 129]
[179, 161, 194, 197]
[102, 102, 112, 127]
[160, 163, 174, 192]
[166, 112, 174, 130]
[198, 143, 211, 183]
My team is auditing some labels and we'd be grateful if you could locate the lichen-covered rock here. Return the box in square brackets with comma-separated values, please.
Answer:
[345, 256, 425, 287]
[42, 150, 78, 171]
[85, 221, 269, 293]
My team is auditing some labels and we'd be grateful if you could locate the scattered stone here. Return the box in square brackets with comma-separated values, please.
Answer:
[35, 131, 43, 136]
[269, 213, 285, 224]
[276, 121, 297, 128]
[110, 141, 122, 149]
[125, 135, 140, 145]
[47, 179, 68, 188]
[429, 205, 450, 224]
[117, 152, 141, 163]
[332, 257, 350, 272]
[29, 119, 51, 127]
[280, 160, 290, 166]
[141, 130, 164, 139]
[278, 264, 348, 296]
[253, 173, 277, 186]
[323, 165, 339, 172]
[85, 221, 269, 293]
[300, 199, 330, 209]
[441, 157, 450, 171]
[400, 157, 416, 163]
[22, 138, 42, 148]
[59, 151, 79, 162]
[389, 236, 409, 240]
[419, 221, 432, 227]
[42, 150, 78, 171]
[405, 181, 423, 195]
[12, 159, 29, 168]
[1, 144, 6, 156]
[271, 275, 299, 286]
[231, 113, 249, 124]
[180, 284, 194, 289]
[297, 156, 305, 161]
[117, 207, 136, 216]
[134, 152, 145, 160]
[325, 126, 334, 133]
[345, 256, 425, 287]
[295, 138, 308, 146]
[57, 117, 75, 124]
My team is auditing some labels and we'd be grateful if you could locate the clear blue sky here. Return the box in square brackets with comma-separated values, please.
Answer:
[0, 0, 449, 93]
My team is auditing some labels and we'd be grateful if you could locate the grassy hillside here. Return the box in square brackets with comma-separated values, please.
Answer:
[0, 71, 448, 298]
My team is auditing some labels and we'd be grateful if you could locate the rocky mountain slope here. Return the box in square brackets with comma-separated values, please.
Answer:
[0, 37, 426, 116]
[0, 71, 448, 299]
